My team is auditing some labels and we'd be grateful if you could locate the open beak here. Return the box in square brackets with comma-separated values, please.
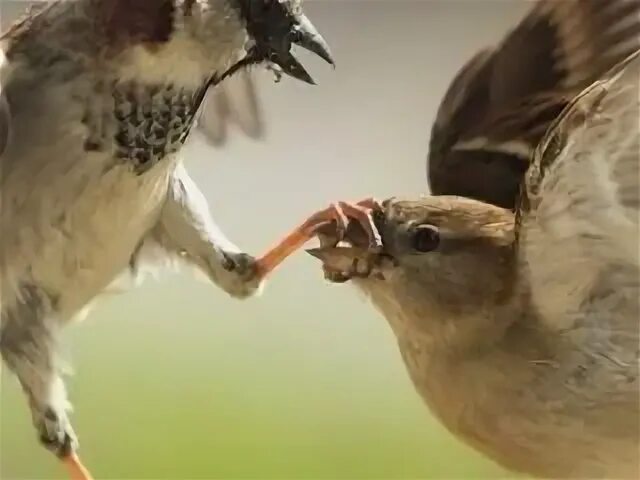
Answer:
[306, 246, 384, 282]
[266, 13, 335, 85]
[307, 246, 370, 271]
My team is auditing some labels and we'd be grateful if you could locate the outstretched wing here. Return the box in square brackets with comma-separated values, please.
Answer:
[428, 0, 640, 209]
[517, 50, 640, 332]
[196, 69, 264, 146]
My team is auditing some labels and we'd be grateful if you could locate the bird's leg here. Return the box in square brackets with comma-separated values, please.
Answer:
[152, 167, 265, 299]
[253, 198, 383, 279]
[153, 170, 383, 292]
[0, 286, 92, 480]
[64, 453, 94, 480]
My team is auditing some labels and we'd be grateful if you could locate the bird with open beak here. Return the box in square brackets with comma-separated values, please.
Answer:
[296, 51, 640, 479]
[0, 0, 332, 478]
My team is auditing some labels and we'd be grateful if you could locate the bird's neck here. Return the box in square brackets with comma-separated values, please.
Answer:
[4, 0, 248, 93]
[103, 0, 248, 91]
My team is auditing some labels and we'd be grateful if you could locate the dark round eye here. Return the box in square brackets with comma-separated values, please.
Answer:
[410, 225, 440, 253]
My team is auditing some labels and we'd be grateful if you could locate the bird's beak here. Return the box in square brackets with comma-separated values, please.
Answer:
[307, 246, 368, 270]
[269, 13, 335, 85]
[306, 246, 384, 282]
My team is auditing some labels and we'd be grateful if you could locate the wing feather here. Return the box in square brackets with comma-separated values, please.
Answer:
[428, 0, 640, 208]
[196, 69, 264, 146]
[0, 66, 9, 156]
[517, 50, 640, 331]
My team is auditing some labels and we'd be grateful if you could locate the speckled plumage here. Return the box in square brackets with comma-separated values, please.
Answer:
[109, 81, 205, 173]
[0, 0, 332, 467]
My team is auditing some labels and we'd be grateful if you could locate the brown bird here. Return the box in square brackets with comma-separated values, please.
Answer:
[0, 1, 333, 478]
[428, 0, 640, 209]
[300, 50, 640, 479]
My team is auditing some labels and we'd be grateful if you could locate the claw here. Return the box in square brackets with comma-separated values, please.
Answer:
[253, 198, 384, 281]
[253, 203, 349, 279]
[337, 200, 382, 250]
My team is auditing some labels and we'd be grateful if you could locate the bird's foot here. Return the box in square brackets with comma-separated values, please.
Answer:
[305, 198, 389, 283]
[217, 250, 263, 299]
[253, 198, 384, 279]
[33, 403, 93, 480]
[34, 405, 77, 457]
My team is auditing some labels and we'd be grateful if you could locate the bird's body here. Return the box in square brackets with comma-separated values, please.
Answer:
[369, 251, 639, 478]
[1, 0, 247, 316]
[310, 50, 640, 479]
[0, 0, 333, 468]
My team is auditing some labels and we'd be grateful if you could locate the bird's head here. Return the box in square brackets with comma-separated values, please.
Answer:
[309, 196, 517, 350]
[230, 0, 334, 84]
[92, 0, 333, 86]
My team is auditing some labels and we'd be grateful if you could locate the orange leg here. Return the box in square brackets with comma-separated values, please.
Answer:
[254, 203, 347, 278]
[337, 199, 382, 249]
[254, 199, 383, 279]
[63, 453, 93, 480]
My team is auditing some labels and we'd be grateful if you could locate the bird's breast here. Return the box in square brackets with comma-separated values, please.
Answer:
[86, 80, 207, 175]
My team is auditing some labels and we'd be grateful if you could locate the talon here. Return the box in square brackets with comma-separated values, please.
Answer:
[253, 203, 350, 279]
[329, 202, 348, 242]
[253, 198, 384, 280]
[355, 197, 383, 210]
[337, 200, 382, 250]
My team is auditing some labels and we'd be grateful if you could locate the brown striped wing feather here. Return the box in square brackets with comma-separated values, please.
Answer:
[428, 0, 640, 209]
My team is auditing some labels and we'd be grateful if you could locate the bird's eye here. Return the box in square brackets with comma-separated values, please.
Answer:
[410, 225, 440, 253]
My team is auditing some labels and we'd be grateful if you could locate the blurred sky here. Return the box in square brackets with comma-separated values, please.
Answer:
[0, 1, 532, 478]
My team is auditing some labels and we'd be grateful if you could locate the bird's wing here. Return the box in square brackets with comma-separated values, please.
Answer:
[0, 69, 9, 156]
[516, 50, 640, 332]
[428, 0, 640, 207]
[196, 68, 264, 146]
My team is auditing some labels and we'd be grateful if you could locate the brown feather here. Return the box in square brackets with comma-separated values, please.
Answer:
[0, 1, 60, 46]
[428, 0, 640, 210]
[94, 0, 176, 46]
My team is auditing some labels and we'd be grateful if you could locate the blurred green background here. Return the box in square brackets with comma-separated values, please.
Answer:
[1, 277, 508, 479]
[1, 1, 529, 478]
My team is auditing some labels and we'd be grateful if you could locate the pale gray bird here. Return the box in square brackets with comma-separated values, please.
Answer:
[307, 51, 640, 479]
[428, 0, 640, 209]
[0, 1, 266, 148]
[0, 0, 333, 475]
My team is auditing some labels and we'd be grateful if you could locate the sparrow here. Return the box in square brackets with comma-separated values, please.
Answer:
[1, 2, 265, 148]
[0, 0, 333, 477]
[428, 0, 640, 209]
[302, 50, 640, 479]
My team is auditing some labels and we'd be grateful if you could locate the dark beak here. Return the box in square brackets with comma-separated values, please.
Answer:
[268, 13, 334, 85]
[307, 246, 385, 283]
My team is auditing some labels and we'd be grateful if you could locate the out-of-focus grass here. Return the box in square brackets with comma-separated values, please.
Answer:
[1, 277, 509, 480]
